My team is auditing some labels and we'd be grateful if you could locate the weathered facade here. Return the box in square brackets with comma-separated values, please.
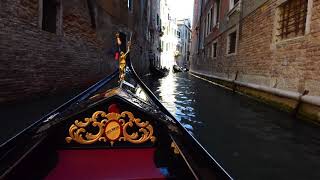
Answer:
[160, 0, 179, 69]
[0, 0, 158, 104]
[148, 0, 162, 70]
[191, 0, 320, 96]
[176, 19, 192, 68]
[191, 0, 320, 121]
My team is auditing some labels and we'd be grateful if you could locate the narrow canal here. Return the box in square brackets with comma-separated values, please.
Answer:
[142, 72, 320, 180]
[1, 71, 320, 180]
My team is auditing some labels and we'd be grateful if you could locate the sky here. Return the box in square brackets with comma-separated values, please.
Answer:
[167, 0, 194, 24]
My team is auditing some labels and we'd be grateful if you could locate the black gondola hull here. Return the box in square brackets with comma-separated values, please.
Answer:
[0, 63, 233, 180]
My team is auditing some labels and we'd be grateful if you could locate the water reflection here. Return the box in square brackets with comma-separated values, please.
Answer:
[143, 72, 199, 133]
[143, 72, 320, 180]
[157, 72, 177, 116]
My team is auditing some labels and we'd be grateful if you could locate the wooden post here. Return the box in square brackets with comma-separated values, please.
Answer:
[232, 71, 239, 93]
[292, 89, 309, 117]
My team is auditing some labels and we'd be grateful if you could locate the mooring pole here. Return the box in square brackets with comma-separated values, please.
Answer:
[292, 89, 309, 117]
[232, 71, 239, 93]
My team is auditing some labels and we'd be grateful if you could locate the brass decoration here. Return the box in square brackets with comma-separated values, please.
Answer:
[65, 111, 156, 146]
[103, 89, 121, 98]
[171, 141, 180, 155]
[116, 33, 131, 82]
[105, 120, 122, 141]
[168, 124, 179, 133]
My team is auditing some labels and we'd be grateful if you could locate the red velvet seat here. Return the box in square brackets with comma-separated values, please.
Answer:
[46, 148, 166, 180]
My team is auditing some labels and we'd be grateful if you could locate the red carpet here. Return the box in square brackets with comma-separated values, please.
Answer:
[45, 148, 166, 180]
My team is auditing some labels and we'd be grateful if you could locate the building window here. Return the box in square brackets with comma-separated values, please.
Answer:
[212, 42, 217, 58]
[209, 7, 213, 30]
[87, 0, 96, 29]
[207, 10, 211, 35]
[201, 23, 205, 49]
[205, 16, 208, 36]
[42, 0, 57, 33]
[227, 30, 237, 54]
[127, 0, 133, 12]
[157, 14, 160, 26]
[185, 29, 187, 38]
[177, 31, 181, 38]
[206, 47, 211, 58]
[277, 0, 308, 40]
[229, 0, 240, 10]
[217, 0, 220, 23]
[212, 0, 220, 27]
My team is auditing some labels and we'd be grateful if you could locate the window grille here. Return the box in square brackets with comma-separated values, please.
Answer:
[128, 0, 133, 11]
[42, 0, 57, 33]
[230, 0, 239, 10]
[212, 42, 217, 58]
[228, 31, 237, 54]
[278, 0, 308, 40]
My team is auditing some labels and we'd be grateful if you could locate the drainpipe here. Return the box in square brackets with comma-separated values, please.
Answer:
[197, 0, 203, 54]
[232, 71, 239, 93]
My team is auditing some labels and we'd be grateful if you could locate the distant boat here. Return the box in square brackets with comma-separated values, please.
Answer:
[173, 64, 183, 73]
[150, 63, 169, 77]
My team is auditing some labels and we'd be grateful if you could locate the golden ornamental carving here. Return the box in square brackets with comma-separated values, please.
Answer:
[65, 111, 156, 146]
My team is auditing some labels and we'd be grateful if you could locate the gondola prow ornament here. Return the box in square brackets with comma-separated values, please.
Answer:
[115, 33, 131, 82]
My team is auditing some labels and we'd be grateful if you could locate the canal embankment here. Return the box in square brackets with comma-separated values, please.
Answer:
[142, 72, 320, 180]
[190, 70, 320, 125]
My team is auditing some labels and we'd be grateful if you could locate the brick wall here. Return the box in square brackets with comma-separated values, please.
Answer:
[63, 0, 99, 45]
[0, 10, 109, 104]
[237, 1, 274, 84]
[0, 0, 152, 104]
[191, 0, 320, 96]
[0, 0, 39, 25]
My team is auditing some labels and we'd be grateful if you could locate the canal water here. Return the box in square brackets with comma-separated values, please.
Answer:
[142, 72, 320, 180]
[0, 89, 84, 144]
[1, 71, 320, 179]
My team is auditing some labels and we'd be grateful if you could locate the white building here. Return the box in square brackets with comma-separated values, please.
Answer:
[159, 0, 179, 69]
[176, 19, 191, 68]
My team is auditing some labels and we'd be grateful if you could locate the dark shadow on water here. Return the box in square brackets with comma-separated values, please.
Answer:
[0, 89, 84, 144]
